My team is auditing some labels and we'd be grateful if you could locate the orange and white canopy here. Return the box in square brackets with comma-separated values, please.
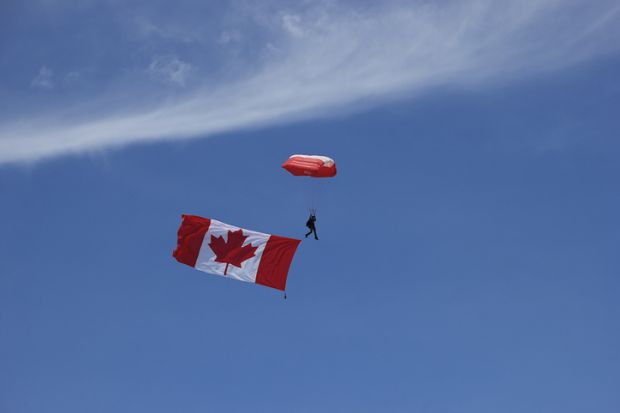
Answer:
[282, 154, 337, 178]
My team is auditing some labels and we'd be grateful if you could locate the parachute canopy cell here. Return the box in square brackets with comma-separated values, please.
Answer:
[282, 154, 337, 178]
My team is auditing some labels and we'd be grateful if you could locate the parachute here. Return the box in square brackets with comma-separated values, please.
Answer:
[282, 154, 336, 235]
[282, 154, 337, 178]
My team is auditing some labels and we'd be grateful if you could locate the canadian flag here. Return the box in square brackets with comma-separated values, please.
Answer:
[173, 215, 301, 291]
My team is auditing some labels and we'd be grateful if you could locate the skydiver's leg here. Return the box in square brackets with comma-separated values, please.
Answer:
[313, 227, 318, 240]
[305, 229, 312, 238]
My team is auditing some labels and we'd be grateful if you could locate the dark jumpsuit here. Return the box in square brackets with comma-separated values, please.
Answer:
[305, 214, 318, 240]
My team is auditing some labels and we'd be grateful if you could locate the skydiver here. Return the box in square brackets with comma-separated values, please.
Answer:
[305, 212, 318, 240]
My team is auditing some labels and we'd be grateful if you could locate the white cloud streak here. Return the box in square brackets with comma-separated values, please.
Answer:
[1, 0, 619, 164]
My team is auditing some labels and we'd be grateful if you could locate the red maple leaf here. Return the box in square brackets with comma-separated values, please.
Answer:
[208, 229, 258, 275]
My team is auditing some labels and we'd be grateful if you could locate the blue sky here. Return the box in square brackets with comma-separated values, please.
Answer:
[1, 1, 619, 412]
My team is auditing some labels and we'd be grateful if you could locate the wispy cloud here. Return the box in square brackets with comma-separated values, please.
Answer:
[1, 0, 619, 164]
[30, 66, 54, 90]
[63, 71, 81, 85]
[281, 14, 305, 37]
[148, 56, 193, 87]
[217, 29, 242, 45]
[133, 17, 202, 44]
